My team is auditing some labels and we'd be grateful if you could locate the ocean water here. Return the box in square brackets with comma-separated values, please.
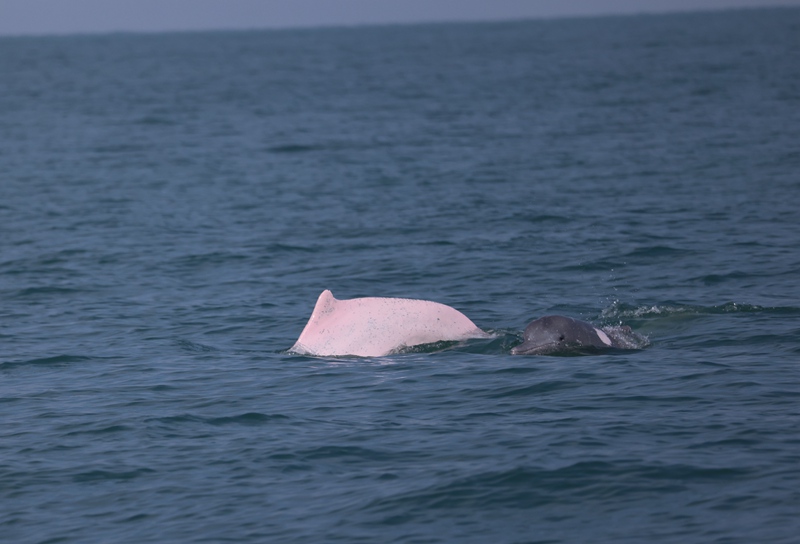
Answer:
[2, 7, 800, 543]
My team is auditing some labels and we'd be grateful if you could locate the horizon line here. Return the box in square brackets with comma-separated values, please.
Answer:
[0, 3, 796, 39]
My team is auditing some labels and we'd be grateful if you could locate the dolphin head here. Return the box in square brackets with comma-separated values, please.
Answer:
[511, 315, 613, 355]
[511, 315, 573, 355]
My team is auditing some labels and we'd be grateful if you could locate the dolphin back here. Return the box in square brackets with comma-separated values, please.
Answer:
[290, 290, 487, 357]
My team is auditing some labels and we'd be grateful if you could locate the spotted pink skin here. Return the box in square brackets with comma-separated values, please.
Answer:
[291, 290, 488, 357]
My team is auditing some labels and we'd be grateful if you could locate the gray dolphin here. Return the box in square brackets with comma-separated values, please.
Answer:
[511, 315, 625, 355]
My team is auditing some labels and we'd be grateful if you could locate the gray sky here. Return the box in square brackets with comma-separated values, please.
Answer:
[1, 0, 798, 36]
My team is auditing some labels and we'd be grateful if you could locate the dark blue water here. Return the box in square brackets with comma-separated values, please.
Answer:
[2, 8, 800, 543]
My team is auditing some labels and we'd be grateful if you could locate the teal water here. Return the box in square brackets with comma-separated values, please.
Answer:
[2, 8, 800, 543]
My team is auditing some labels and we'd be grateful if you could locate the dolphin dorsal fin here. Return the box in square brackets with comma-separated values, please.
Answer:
[310, 289, 338, 319]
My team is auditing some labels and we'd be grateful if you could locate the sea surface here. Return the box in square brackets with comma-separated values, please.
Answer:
[2, 7, 800, 543]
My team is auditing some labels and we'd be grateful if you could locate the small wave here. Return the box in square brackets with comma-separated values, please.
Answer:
[170, 251, 250, 267]
[267, 242, 317, 253]
[366, 462, 753, 514]
[207, 412, 290, 426]
[694, 271, 752, 285]
[624, 245, 698, 259]
[175, 339, 219, 353]
[396, 340, 465, 354]
[559, 259, 626, 273]
[73, 467, 155, 483]
[600, 301, 800, 322]
[299, 445, 400, 462]
[0, 354, 93, 370]
[12, 286, 85, 298]
[64, 424, 131, 437]
[395, 334, 514, 356]
[148, 412, 290, 428]
[486, 380, 576, 398]
[135, 116, 176, 126]
[516, 213, 571, 224]
[267, 143, 320, 154]
[92, 143, 146, 154]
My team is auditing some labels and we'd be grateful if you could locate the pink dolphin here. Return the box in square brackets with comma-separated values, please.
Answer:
[290, 290, 489, 357]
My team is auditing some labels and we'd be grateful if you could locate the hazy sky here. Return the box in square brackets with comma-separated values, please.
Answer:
[1, 0, 798, 36]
